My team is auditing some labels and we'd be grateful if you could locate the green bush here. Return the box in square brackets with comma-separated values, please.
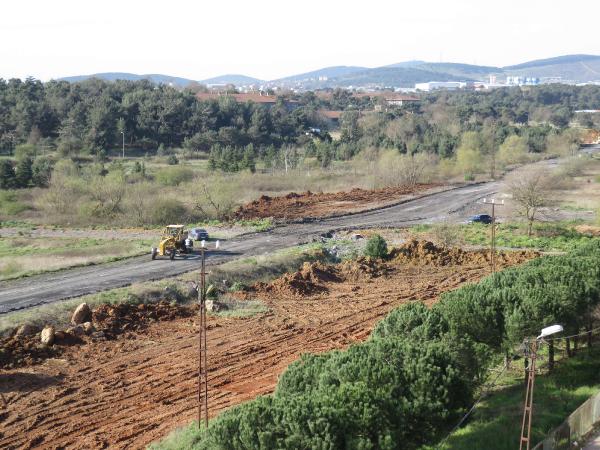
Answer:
[155, 166, 194, 186]
[166, 154, 179, 165]
[150, 198, 188, 225]
[364, 234, 388, 259]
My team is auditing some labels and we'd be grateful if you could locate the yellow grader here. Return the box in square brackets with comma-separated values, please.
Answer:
[151, 225, 194, 260]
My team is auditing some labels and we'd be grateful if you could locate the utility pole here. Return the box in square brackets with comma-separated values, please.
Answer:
[121, 131, 125, 159]
[519, 338, 537, 450]
[519, 325, 563, 450]
[197, 239, 219, 430]
[482, 198, 504, 273]
[198, 243, 208, 429]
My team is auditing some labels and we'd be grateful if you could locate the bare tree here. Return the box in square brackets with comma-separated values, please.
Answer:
[509, 168, 554, 236]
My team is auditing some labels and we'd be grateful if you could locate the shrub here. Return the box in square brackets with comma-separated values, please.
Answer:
[150, 198, 188, 225]
[166, 154, 179, 165]
[364, 234, 388, 259]
[155, 166, 194, 186]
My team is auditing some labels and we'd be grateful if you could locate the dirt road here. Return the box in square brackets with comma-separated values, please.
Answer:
[0, 182, 500, 313]
[0, 248, 533, 449]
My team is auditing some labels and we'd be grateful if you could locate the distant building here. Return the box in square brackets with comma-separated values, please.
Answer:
[318, 110, 343, 127]
[195, 92, 299, 110]
[414, 81, 467, 91]
[505, 76, 540, 86]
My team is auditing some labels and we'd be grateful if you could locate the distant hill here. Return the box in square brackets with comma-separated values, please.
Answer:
[56, 54, 600, 90]
[58, 72, 198, 87]
[274, 66, 369, 83]
[328, 67, 474, 88]
[502, 54, 600, 81]
[200, 74, 263, 85]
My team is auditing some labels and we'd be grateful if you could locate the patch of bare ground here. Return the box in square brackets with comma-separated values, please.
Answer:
[0, 241, 537, 450]
[233, 184, 441, 221]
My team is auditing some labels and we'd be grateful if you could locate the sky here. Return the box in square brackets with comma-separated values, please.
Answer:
[1, 0, 599, 82]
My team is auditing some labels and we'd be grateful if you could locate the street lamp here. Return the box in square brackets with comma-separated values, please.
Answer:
[197, 239, 219, 430]
[120, 131, 125, 159]
[519, 324, 564, 450]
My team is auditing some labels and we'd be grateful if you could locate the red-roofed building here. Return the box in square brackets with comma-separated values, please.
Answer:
[196, 92, 299, 110]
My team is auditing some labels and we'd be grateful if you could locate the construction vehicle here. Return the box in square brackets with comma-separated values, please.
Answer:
[151, 225, 194, 260]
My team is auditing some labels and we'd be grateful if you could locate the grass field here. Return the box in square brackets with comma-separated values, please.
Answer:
[0, 235, 153, 281]
[436, 344, 600, 450]
[413, 222, 598, 252]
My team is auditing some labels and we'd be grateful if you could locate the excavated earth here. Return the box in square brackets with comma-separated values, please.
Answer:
[0, 241, 537, 450]
[233, 184, 439, 220]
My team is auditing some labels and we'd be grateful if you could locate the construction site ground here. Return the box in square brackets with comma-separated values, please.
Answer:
[0, 242, 536, 449]
[233, 183, 442, 221]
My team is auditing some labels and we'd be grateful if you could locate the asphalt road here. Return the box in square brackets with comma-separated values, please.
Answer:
[0, 181, 500, 313]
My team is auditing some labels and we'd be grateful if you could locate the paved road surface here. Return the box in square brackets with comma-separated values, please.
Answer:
[0, 181, 500, 313]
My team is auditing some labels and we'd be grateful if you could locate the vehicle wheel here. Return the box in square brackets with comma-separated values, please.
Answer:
[170, 250, 175, 260]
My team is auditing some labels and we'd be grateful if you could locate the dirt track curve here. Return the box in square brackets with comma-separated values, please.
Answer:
[0, 181, 500, 314]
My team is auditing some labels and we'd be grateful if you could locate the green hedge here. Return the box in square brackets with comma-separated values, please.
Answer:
[154, 240, 600, 450]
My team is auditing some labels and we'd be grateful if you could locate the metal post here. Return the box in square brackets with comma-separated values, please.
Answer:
[121, 131, 125, 159]
[519, 339, 537, 450]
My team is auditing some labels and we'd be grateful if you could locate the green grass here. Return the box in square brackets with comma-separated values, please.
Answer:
[434, 345, 600, 450]
[0, 236, 155, 281]
[0, 191, 30, 216]
[414, 222, 597, 252]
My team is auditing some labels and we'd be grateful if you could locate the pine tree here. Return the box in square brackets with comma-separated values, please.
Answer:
[0, 160, 16, 189]
[15, 157, 33, 188]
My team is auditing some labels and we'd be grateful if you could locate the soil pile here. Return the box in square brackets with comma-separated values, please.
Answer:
[0, 333, 60, 369]
[391, 240, 538, 267]
[92, 301, 192, 335]
[338, 257, 386, 281]
[254, 261, 339, 297]
[234, 185, 437, 220]
[253, 258, 387, 297]
[0, 301, 192, 369]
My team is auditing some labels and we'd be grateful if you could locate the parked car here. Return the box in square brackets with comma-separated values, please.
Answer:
[467, 214, 493, 224]
[188, 228, 209, 241]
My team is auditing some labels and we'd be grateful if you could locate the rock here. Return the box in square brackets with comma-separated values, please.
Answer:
[40, 326, 55, 345]
[91, 331, 106, 341]
[71, 303, 92, 325]
[54, 330, 66, 341]
[82, 322, 95, 334]
[66, 325, 85, 337]
[15, 323, 38, 338]
[205, 300, 227, 313]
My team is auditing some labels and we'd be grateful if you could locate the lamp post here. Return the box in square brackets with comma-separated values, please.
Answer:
[198, 239, 219, 430]
[482, 198, 504, 274]
[121, 131, 125, 159]
[519, 324, 564, 450]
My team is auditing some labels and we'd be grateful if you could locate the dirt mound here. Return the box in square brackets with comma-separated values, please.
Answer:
[92, 301, 192, 335]
[234, 184, 437, 221]
[253, 258, 389, 298]
[338, 257, 386, 281]
[391, 240, 538, 267]
[0, 301, 193, 370]
[254, 261, 339, 297]
[0, 334, 61, 369]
